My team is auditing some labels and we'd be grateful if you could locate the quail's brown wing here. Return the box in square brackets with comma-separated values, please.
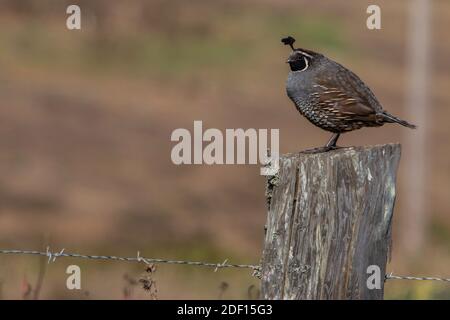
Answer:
[313, 68, 384, 125]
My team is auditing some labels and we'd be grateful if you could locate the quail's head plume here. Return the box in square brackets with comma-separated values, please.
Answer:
[281, 36, 416, 152]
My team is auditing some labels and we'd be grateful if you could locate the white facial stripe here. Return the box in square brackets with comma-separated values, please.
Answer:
[298, 50, 313, 59]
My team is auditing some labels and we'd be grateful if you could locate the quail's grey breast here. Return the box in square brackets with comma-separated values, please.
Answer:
[286, 67, 356, 133]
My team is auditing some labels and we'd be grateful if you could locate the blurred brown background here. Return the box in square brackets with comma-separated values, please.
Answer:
[0, 0, 449, 299]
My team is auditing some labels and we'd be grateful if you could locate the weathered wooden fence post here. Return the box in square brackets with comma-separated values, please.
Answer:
[261, 144, 401, 299]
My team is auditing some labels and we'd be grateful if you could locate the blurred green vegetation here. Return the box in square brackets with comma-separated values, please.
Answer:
[0, 10, 346, 79]
[386, 282, 450, 300]
[430, 217, 450, 246]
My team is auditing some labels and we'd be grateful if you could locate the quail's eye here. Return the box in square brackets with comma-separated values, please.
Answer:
[290, 56, 309, 72]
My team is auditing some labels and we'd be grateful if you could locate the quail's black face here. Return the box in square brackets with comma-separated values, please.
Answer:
[287, 50, 311, 72]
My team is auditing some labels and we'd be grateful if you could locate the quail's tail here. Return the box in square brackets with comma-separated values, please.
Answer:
[381, 111, 417, 129]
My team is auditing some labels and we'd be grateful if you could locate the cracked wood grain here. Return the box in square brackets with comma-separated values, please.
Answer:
[261, 144, 401, 300]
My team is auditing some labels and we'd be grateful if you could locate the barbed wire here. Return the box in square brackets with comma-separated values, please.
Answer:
[0, 248, 261, 278]
[1, 248, 449, 283]
[385, 273, 450, 283]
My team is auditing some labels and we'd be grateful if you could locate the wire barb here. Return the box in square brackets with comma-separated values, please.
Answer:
[45, 247, 65, 263]
[214, 259, 228, 272]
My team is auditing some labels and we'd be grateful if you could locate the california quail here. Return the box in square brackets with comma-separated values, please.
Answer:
[282, 36, 416, 152]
